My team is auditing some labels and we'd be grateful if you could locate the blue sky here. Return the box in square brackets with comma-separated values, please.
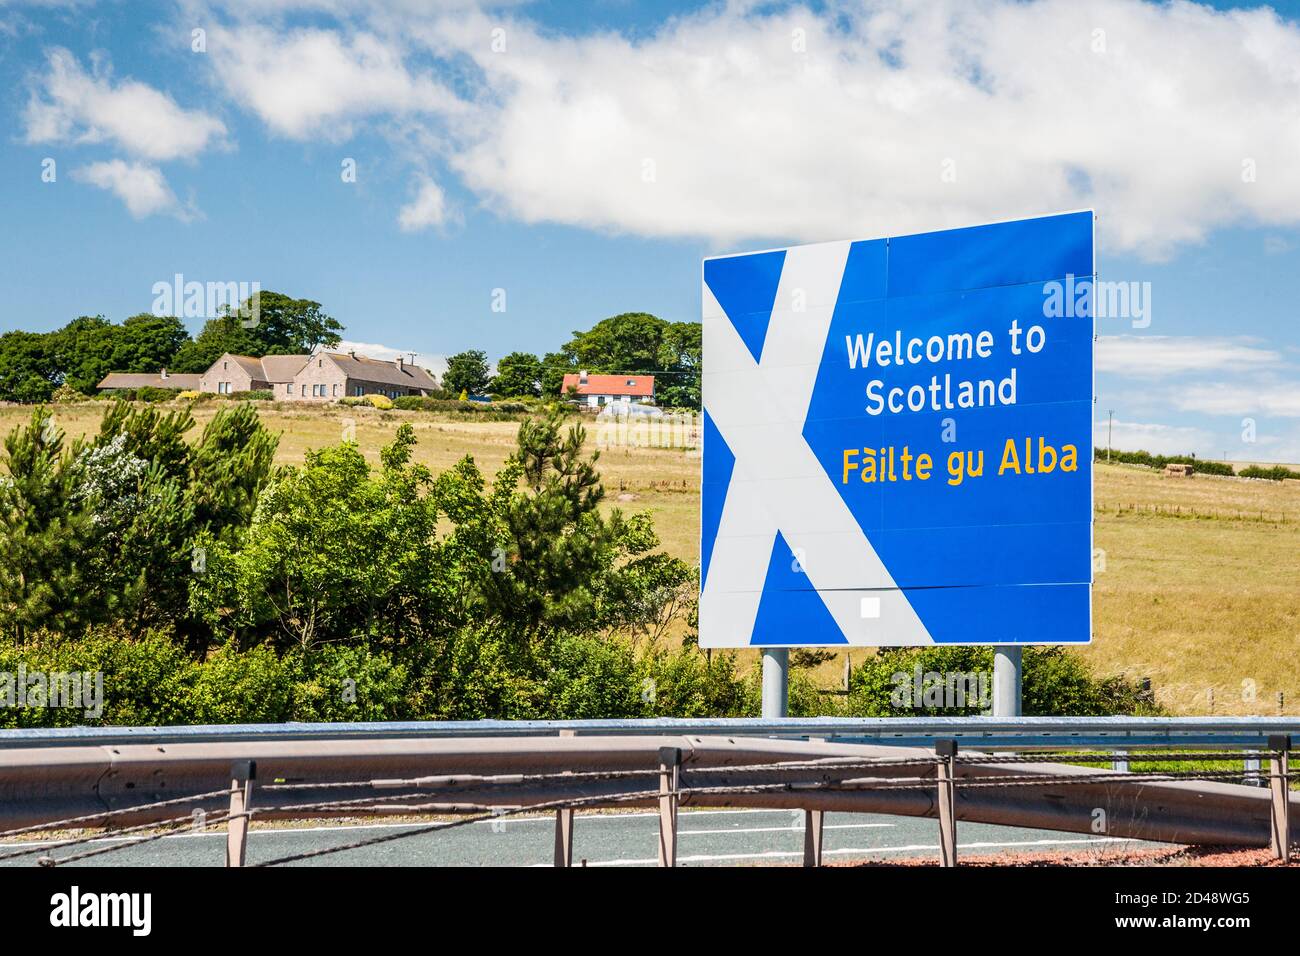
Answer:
[1, 0, 1299, 461]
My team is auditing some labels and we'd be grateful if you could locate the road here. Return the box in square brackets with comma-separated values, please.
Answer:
[1, 809, 1160, 867]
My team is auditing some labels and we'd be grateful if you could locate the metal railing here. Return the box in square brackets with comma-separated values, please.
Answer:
[0, 718, 1294, 868]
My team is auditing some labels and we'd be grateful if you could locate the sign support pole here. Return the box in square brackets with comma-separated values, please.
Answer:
[993, 647, 1022, 717]
[762, 649, 789, 718]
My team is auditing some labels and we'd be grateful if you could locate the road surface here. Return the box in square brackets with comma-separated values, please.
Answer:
[1, 808, 1159, 867]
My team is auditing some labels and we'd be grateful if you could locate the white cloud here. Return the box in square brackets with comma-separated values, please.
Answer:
[24, 48, 226, 161]
[71, 160, 194, 220]
[397, 176, 449, 231]
[331, 340, 447, 379]
[196, 1, 1300, 255]
[1173, 382, 1300, 418]
[1096, 335, 1282, 376]
[205, 24, 464, 140]
[429, 0, 1300, 256]
[1095, 417, 1214, 456]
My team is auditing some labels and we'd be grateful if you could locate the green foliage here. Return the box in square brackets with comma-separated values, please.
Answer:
[1097, 447, 1235, 477]
[1239, 464, 1300, 481]
[230, 389, 274, 401]
[0, 331, 61, 403]
[0, 410, 91, 641]
[171, 291, 343, 373]
[543, 313, 702, 408]
[189, 642, 295, 723]
[442, 349, 492, 397]
[846, 646, 1159, 717]
[491, 351, 543, 398]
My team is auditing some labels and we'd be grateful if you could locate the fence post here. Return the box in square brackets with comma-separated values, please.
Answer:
[1112, 749, 1129, 774]
[1269, 735, 1291, 862]
[803, 810, 824, 867]
[657, 747, 681, 868]
[936, 740, 957, 868]
[554, 729, 575, 867]
[225, 760, 256, 868]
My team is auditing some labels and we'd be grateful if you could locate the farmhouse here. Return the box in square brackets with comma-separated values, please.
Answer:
[287, 351, 438, 402]
[97, 369, 201, 391]
[198, 350, 437, 401]
[199, 353, 310, 395]
[561, 371, 655, 407]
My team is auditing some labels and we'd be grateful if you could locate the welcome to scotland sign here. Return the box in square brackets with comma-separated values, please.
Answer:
[699, 211, 1095, 647]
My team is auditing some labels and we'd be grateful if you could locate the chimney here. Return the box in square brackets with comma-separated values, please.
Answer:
[349, 350, 357, 360]
[579, 369, 588, 385]
[396, 355, 404, 371]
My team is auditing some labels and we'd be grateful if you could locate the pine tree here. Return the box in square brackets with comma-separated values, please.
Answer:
[0, 409, 91, 642]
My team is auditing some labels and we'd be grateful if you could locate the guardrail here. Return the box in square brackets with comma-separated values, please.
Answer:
[2, 716, 1300, 749]
[0, 718, 1295, 869]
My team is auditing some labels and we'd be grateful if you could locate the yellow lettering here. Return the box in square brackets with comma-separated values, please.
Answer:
[999, 438, 1021, 475]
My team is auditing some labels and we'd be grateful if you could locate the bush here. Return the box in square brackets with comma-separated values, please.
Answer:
[392, 395, 532, 419]
[177, 390, 203, 401]
[540, 634, 646, 719]
[230, 389, 274, 401]
[1239, 464, 1300, 481]
[847, 646, 1159, 717]
[50, 384, 88, 404]
[0, 629, 198, 728]
[1096, 448, 1234, 477]
[189, 643, 294, 724]
[289, 644, 411, 722]
[639, 645, 750, 717]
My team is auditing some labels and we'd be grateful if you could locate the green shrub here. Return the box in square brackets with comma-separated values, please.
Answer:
[540, 634, 646, 719]
[189, 642, 294, 724]
[847, 646, 1159, 717]
[230, 389, 274, 401]
[1096, 448, 1234, 477]
[289, 644, 411, 722]
[1239, 465, 1300, 481]
[639, 645, 750, 717]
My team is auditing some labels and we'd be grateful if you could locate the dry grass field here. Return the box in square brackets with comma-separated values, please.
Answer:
[5, 400, 1300, 716]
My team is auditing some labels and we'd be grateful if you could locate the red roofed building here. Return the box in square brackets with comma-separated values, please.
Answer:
[561, 371, 655, 407]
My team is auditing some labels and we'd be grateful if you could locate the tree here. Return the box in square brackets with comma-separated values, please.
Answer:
[0, 331, 61, 403]
[480, 407, 693, 643]
[0, 409, 90, 641]
[491, 351, 543, 398]
[545, 313, 702, 408]
[112, 313, 190, 372]
[170, 291, 343, 372]
[190, 425, 448, 650]
[54, 316, 118, 394]
[443, 349, 492, 397]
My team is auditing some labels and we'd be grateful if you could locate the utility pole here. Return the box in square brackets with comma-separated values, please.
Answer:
[1107, 410, 1114, 462]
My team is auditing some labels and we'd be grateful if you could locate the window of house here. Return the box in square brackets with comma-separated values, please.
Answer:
[332, 384, 339, 397]
[355, 385, 364, 396]
[301, 384, 306, 396]
[286, 384, 292, 394]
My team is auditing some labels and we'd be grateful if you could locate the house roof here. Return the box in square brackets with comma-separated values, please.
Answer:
[561, 373, 655, 397]
[319, 352, 439, 391]
[214, 353, 309, 384]
[259, 354, 311, 382]
[98, 372, 201, 390]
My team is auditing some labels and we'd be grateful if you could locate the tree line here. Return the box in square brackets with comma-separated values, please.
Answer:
[1, 297, 703, 409]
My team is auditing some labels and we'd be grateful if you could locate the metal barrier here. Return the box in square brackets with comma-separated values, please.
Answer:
[3, 715, 1299, 749]
[0, 719, 1294, 868]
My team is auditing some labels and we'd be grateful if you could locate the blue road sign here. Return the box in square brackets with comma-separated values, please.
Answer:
[700, 211, 1094, 647]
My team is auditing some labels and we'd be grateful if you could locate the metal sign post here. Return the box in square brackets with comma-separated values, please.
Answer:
[993, 646, 1023, 717]
[761, 648, 789, 718]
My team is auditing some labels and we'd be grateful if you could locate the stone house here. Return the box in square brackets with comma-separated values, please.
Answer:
[198, 353, 310, 395]
[288, 351, 438, 402]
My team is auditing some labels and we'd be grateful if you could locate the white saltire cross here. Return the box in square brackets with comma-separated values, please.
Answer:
[700, 241, 932, 647]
